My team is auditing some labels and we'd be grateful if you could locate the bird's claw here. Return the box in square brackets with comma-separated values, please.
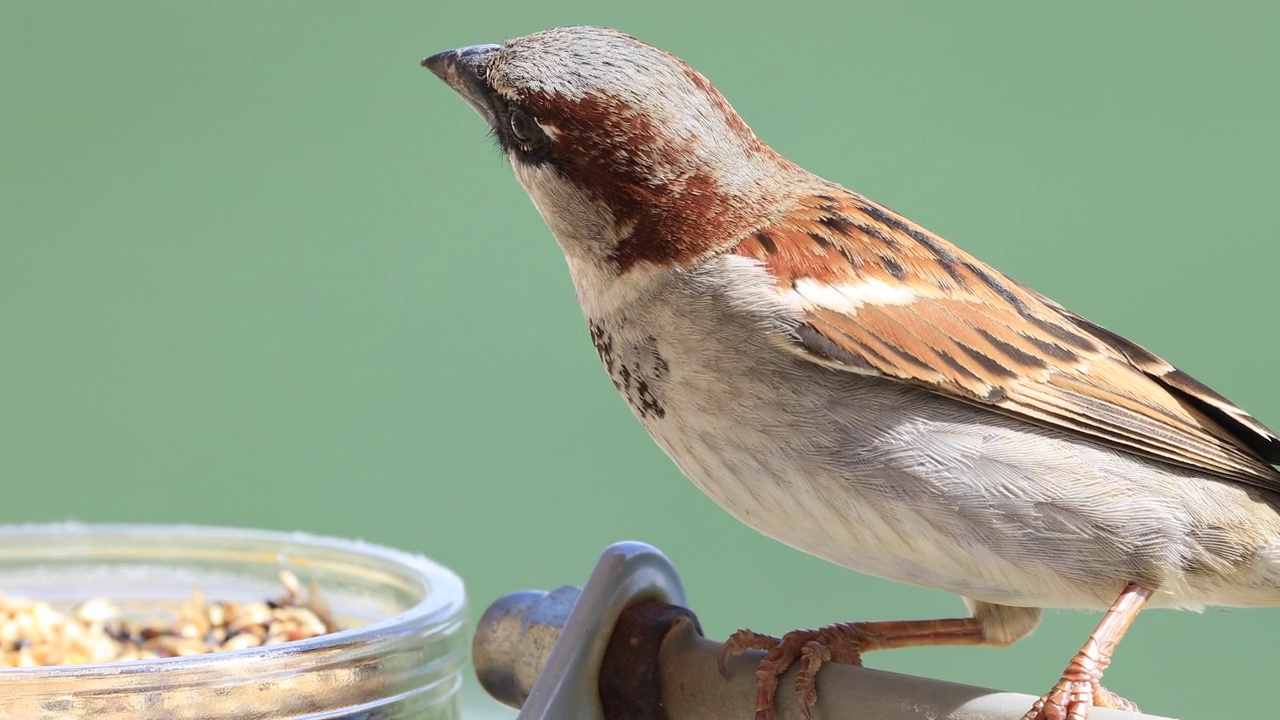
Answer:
[1024, 669, 1139, 720]
[719, 625, 867, 720]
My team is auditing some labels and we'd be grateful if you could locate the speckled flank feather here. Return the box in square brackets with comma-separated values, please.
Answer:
[735, 187, 1280, 486]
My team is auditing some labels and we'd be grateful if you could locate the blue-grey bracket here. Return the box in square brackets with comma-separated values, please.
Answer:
[517, 541, 686, 719]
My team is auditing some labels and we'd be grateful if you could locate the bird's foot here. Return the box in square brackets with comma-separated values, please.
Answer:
[719, 618, 986, 720]
[719, 624, 864, 720]
[1023, 646, 1139, 720]
[1025, 582, 1150, 720]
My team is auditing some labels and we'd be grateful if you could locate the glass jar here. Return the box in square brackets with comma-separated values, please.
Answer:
[0, 523, 466, 719]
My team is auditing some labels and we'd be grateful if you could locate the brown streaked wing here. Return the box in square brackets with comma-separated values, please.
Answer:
[1051, 304, 1280, 462]
[735, 187, 1280, 487]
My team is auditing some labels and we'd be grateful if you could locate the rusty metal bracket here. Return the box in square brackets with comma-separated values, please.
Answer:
[474, 541, 688, 718]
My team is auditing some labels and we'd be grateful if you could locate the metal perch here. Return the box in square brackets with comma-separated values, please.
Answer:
[472, 541, 1176, 720]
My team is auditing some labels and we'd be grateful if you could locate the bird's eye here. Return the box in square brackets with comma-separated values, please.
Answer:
[501, 107, 550, 162]
[509, 110, 538, 145]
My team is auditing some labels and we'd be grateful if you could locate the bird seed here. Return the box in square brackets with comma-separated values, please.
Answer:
[0, 570, 339, 667]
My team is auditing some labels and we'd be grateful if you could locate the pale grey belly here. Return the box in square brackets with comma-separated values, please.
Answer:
[639, 357, 1280, 611]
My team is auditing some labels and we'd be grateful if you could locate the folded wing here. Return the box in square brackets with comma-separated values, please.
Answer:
[735, 187, 1280, 487]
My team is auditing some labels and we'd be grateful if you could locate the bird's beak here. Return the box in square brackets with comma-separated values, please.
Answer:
[422, 44, 502, 126]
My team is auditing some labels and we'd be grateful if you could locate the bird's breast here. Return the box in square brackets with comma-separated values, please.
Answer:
[587, 319, 670, 421]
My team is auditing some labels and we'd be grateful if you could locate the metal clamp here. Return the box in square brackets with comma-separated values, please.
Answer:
[473, 541, 1174, 720]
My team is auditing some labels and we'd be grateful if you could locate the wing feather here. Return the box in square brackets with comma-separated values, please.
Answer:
[735, 187, 1280, 487]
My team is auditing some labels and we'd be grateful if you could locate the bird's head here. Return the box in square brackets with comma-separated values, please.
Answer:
[424, 26, 800, 276]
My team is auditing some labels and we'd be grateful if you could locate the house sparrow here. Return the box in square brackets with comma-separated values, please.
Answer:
[423, 26, 1280, 720]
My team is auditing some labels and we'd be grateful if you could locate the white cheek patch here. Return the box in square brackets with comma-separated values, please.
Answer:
[787, 277, 916, 313]
[511, 160, 627, 258]
[512, 161, 585, 214]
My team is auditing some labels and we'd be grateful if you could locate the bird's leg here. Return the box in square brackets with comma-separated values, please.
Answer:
[720, 616, 994, 720]
[1024, 582, 1152, 720]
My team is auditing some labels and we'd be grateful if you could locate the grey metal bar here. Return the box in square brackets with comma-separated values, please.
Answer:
[670, 624, 1171, 720]
[475, 541, 1177, 720]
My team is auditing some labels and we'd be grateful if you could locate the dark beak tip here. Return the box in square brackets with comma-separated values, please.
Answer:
[420, 50, 450, 77]
[421, 43, 503, 126]
[420, 44, 502, 76]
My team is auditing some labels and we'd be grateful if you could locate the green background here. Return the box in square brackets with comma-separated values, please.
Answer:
[4, 2, 1277, 718]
